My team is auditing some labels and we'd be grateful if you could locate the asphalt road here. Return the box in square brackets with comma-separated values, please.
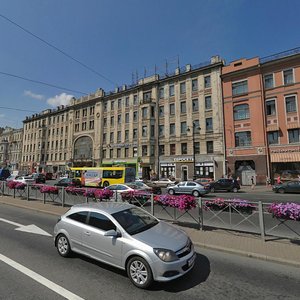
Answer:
[0, 205, 300, 300]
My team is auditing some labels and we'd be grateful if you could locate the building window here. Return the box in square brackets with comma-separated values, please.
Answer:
[125, 130, 129, 141]
[109, 149, 113, 158]
[133, 111, 138, 122]
[125, 97, 129, 107]
[142, 126, 147, 137]
[104, 102, 107, 112]
[288, 129, 300, 143]
[117, 114, 121, 124]
[125, 113, 129, 123]
[159, 145, 165, 155]
[266, 99, 276, 116]
[75, 110, 80, 119]
[206, 118, 213, 131]
[143, 91, 152, 101]
[118, 99, 122, 109]
[110, 116, 114, 126]
[170, 144, 176, 155]
[142, 107, 148, 118]
[89, 120, 94, 130]
[159, 125, 164, 136]
[180, 82, 186, 94]
[82, 108, 87, 117]
[267, 131, 279, 145]
[232, 80, 248, 96]
[102, 149, 106, 159]
[151, 125, 155, 137]
[235, 131, 252, 147]
[142, 145, 148, 156]
[264, 74, 274, 89]
[82, 122, 86, 131]
[170, 123, 175, 135]
[205, 96, 212, 110]
[194, 142, 200, 154]
[110, 132, 114, 143]
[285, 95, 297, 113]
[181, 143, 187, 155]
[234, 104, 250, 120]
[159, 87, 164, 99]
[117, 148, 121, 158]
[206, 141, 214, 153]
[103, 133, 106, 143]
[125, 148, 129, 157]
[133, 128, 137, 139]
[75, 124, 79, 132]
[133, 147, 138, 157]
[117, 131, 121, 142]
[192, 99, 199, 112]
[192, 79, 198, 91]
[169, 84, 175, 97]
[111, 101, 114, 110]
[180, 101, 186, 114]
[283, 69, 294, 85]
[159, 106, 164, 117]
[103, 118, 107, 127]
[151, 106, 155, 117]
[181, 121, 187, 134]
[133, 95, 138, 105]
[170, 103, 175, 115]
[204, 75, 211, 88]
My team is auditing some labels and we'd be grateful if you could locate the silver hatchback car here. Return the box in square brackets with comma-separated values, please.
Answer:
[54, 202, 195, 288]
[167, 181, 210, 197]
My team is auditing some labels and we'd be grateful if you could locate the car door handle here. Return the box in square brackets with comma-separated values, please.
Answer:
[85, 231, 90, 236]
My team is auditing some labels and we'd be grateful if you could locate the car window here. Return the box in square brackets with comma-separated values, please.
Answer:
[67, 211, 88, 223]
[187, 182, 196, 187]
[88, 212, 116, 231]
[178, 182, 185, 187]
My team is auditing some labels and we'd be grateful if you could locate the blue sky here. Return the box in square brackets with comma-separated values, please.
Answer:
[0, 0, 299, 128]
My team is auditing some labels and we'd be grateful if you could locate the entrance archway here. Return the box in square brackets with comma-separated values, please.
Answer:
[73, 136, 93, 166]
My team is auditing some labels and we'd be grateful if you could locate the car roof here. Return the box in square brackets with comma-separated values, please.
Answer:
[68, 202, 136, 215]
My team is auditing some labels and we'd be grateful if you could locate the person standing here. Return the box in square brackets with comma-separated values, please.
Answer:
[277, 176, 282, 185]
[251, 176, 255, 189]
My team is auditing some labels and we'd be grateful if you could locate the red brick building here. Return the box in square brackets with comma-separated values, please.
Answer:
[222, 48, 300, 185]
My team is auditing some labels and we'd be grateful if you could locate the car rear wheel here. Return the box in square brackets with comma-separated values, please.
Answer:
[168, 189, 175, 195]
[232, 187, 238, 193]
[192, 190, 200, 197]
[56, 234, 71, 257]
[127, 256, 153, 289]
[278, 188, 285, 194]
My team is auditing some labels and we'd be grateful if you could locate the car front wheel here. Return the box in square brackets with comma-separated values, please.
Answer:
[56, 234, 71, 257]
[168, 189, 175, 195]
[192, 190, 200, 197]
[127, 256, 153, 289]
[278, 188, 285, 194]
[232, 187, 238, 193]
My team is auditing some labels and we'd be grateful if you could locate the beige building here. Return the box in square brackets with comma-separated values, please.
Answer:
[0, 126, 23, 171]
[21, 56, 225, 180]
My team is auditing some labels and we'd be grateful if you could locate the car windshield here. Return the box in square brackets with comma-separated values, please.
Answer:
[112, 207, 158, 235]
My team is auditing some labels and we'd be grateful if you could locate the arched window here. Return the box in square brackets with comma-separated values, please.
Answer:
[73, 136, 93, 160]
[234, 104, 250, 120]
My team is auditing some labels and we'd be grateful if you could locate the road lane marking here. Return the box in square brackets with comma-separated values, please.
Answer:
[0, 253, 84, 300]
[0, 217, 52, 236]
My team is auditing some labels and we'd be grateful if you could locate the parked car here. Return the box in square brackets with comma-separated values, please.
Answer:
[272, 181, 300, 194]
[5, 175, 18, 182]
[207, 178, 240, 193]
[167, 181, 210, 197]
[32, 173, 46, 184]
[55, 178, 81, 187]
[54, 202, 195, 288]
[195, 178, 214, 185]
[13, 176, 35, 184]
[151, 178, 176, 188]
[126, 181, 162, 195]
[104, 184, 134, 199]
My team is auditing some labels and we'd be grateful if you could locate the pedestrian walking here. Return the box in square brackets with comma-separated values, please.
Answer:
[277, 176, 282, 185]
[237, 176, 241, 186]
[251, 176, 255, 189]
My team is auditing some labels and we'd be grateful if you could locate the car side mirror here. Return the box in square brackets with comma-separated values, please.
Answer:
[104, 229, 121, 238]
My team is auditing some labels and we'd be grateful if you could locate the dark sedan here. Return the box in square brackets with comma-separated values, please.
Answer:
[55, 178, 81, 187]
[208, 178, 240, 193]
[272, 181, 300, 194]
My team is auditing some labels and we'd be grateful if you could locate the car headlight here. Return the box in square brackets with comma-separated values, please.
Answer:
[153, 248, 179, 262]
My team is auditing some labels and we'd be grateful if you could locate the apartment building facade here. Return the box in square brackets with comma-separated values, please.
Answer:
[222, 48, 300, 184]
[0, 126, 23, 171]
[21, 56, 226, 181]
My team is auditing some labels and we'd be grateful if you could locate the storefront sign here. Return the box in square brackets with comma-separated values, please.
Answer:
[271, 147, 300, 153]
[173, 157, 193, 162]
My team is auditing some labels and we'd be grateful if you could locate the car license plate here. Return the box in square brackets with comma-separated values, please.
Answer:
[187, 253, 196, 267]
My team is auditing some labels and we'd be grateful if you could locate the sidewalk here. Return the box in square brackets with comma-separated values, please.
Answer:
[1, 194, 299, 268]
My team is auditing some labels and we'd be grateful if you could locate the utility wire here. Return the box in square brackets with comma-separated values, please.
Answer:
[0, 71, 88, 95]
[0, 13, 117, 87]
[0, 106, 38, 113]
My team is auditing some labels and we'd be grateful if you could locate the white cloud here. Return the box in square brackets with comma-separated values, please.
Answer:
[47, 93, 74, 107]
[24, 90, 45, 100]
